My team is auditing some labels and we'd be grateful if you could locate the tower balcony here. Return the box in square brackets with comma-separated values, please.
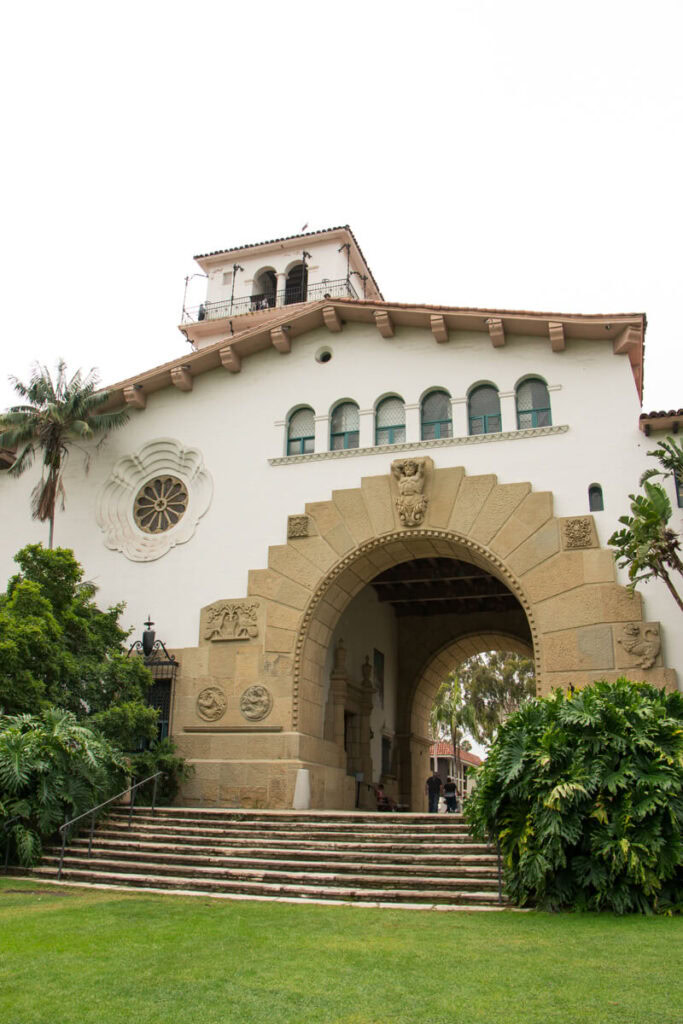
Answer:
[182, 277, 358, 325]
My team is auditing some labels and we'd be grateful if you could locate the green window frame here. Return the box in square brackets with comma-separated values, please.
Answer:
[330, 401, 360, 450]
[516, 378, 552, 428]
[421, 390, 452, 440]
[375, 396, 406, 445]
[468, 385, 502, 435]
[588, 484, 604, 511]
[287, 407, 315, 455]
[676, 474, 683, 508]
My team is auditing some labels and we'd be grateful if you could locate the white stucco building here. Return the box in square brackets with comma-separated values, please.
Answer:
[1, 225, 680, 810]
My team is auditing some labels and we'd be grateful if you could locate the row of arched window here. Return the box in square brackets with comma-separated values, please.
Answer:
[286, 378, 552, 454]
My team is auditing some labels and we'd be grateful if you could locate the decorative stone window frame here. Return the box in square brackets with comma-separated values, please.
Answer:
[96, 437, 213, 562]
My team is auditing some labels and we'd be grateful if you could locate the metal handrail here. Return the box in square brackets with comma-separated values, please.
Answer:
[182, 277, 359, 323]
[57, 772, 164, 881]
[2, 815, 20, 873]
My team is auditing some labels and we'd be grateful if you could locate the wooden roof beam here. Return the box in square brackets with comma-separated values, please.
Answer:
[322, 305, 343, 333]
[219, 346, 241, 373]
[613, 325, 642, 355]
[430, 314, 449, 344]
[373, 310, 395, 338]
[123, 384, 146, 409]
[548, 321, 565, 352]
[271, 325, 291, 353]
[486, 318, 505, 347]
[170, 366, 193, 392]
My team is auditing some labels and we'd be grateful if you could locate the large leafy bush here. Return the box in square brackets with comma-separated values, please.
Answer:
[0, 708, 127, 865]
[465, 679, 683, 913]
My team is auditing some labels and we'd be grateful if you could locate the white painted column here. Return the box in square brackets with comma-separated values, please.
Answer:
[315, 414, 329, 452]
[359, 408, 374, 448]
[452, 397, 469, 438]
[404, 403, 420, 443]
[276, 272, 287, 307]
[499, 391, 517, 432]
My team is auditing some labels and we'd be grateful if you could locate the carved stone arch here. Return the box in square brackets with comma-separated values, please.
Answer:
[236, 460, 676, 809]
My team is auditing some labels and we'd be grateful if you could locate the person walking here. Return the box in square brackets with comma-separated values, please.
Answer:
[426, 770, 442, 814]
[444, 775, 458, 813]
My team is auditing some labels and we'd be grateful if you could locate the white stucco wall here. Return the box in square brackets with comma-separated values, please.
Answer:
[1, 318, 680, 684]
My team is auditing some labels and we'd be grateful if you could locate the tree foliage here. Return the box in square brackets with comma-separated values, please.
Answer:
[609, 435, 683, 613]
[458, 652, 536, 744]
[0, 360, 129, 547]
[0, 545, 192, 865]
[0, 708, 128, 866]
[465, 679, 683, 913]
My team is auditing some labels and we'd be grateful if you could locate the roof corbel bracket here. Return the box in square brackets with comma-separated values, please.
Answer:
[271, 326, 291, 353]
[430, 314, 449, 344]
[123, 385, 146, 410]
[486, 318, 505, 347]
[548, 321, 565, 352]
[373, 310, 395, 338]
[322, 305, 343, 333]
[613, 325, 642, 355]
[219, 346, 241, 373]
[170, 366, 193, 392]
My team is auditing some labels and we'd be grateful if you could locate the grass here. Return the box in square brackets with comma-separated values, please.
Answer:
[1, 878, 682, 1024]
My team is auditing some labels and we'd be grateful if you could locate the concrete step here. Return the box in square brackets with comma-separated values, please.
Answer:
[31, 864, 506, 906]
[107, 813, 472, 837]
[98, 823, 483, 847]
[117, 808, 469, 826]
[60, 837, 500, 868]
[100, 820, 477, 843]
[46, 846, 500, 880]
[41, 854, 501, 892]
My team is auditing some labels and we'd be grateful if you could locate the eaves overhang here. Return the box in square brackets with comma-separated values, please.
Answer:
[639, 409, 683, 435]
[101, 298, 646, 412]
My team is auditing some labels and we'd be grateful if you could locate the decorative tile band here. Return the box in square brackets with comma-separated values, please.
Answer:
[268, 424, 568, 466]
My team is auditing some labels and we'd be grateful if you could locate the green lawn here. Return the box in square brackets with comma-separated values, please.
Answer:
[1, 878, 681, 1024]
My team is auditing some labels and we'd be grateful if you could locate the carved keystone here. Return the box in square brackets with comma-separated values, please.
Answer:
[561, 516, 596, 549]
[288, 515, 310, 538]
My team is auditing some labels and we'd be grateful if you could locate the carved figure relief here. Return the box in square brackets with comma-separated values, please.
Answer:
[392, 458, 429, 527]
[196, 686, 227, 721]
[288, 515, 310, 538]
[204, 601, 259, 642]
[239, 685, 273, 721]
[563, 517, 594, 549]
[618, 623, 661, 669]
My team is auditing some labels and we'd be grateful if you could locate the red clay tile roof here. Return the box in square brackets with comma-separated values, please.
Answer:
[429, 742, 483, 767]
[194, 224, 383, 299]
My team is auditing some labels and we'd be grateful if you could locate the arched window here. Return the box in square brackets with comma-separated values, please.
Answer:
[677, 474, 683, 509]
[421, 390, 452, 440]
[375, 397, 406, 445]
[588, 484, 604, 512]
[516, 378, 552, 428]
[330, 402, 360, 450]
[252, 269, 276, 311]
[285, 262, 308, 305]
[468, 386, 501, 435]
[287, 407, 315, 455]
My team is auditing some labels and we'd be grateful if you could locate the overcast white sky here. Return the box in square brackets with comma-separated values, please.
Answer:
[1, 0, 681, 413]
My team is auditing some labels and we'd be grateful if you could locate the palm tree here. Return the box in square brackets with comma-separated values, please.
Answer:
[0, 361, 129, 547]
[430, 673, 476, 794]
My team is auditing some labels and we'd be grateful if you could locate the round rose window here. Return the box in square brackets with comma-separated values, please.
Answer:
[133, 476, 188, 534]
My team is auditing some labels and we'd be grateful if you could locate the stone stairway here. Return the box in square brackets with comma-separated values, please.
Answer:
[29, 807, 506, 908]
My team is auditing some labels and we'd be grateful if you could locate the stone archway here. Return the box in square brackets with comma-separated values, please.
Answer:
[175, 458, 676, 809]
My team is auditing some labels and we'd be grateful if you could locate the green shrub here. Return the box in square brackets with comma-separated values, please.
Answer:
[0, 708, 128, 866]
[129, 738, 195, 804]
[465, 678, 683, 913]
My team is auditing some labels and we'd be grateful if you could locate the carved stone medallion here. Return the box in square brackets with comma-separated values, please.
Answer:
[618, 623, 661, 669]
[288, 514, 310, 538]
[563, 517, 593, 549]
[391, 457, 429, 527]
[196, 686, 227, 721]
[204, 600, 259, 642]
[239, 685, 273, 721]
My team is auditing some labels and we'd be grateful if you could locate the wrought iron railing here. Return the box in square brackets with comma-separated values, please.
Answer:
[57, 772, 165, 880]
[182, 277, 358, 324]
